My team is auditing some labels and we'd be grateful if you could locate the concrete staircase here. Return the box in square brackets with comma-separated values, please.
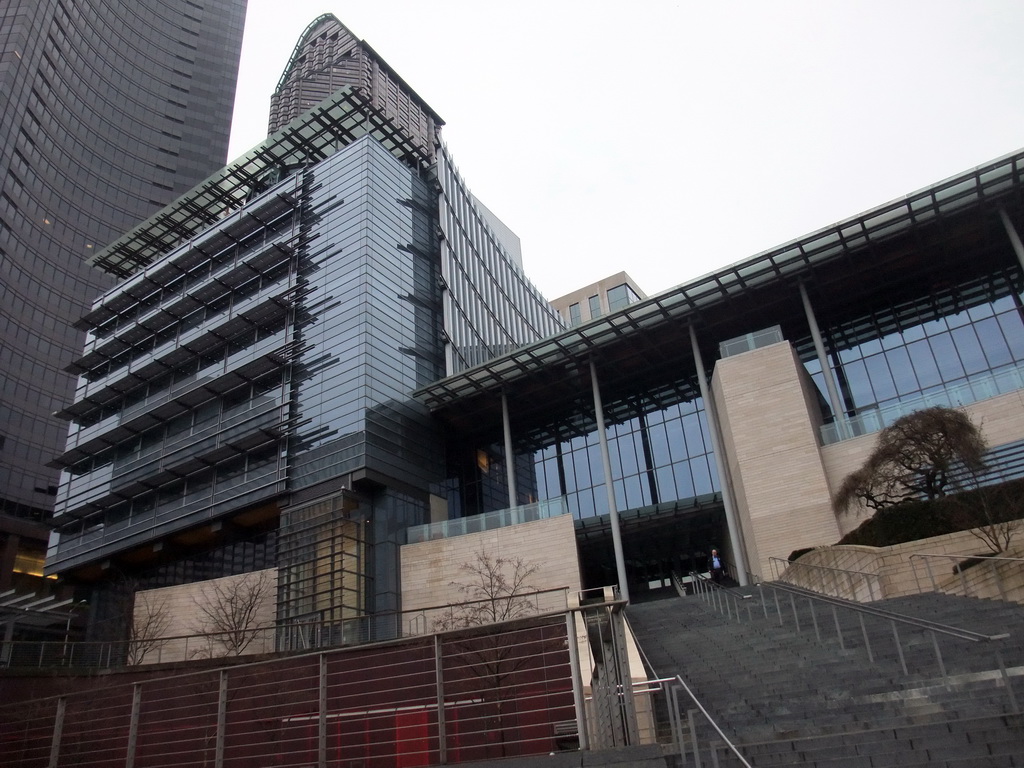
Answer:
[627, 590, 1024, 767]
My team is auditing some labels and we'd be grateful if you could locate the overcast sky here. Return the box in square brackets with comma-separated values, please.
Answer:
[228, 1, 1024, 301]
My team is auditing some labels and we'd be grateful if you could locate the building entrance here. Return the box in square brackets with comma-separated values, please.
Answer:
[574, 496, 727, 602]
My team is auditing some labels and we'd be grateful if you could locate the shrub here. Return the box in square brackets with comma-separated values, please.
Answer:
[836, 478, 1024, 548]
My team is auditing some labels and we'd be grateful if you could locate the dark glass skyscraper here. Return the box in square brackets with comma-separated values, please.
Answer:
[0, 0, 247, 598]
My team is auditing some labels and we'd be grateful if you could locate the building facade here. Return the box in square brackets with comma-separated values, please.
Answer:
[46, 19, 563, 640]
[422, 151, 1024, 597]
[42, 13, 1024, 644]
[0, 0, 247, 629]
[550, 272, 647, 327]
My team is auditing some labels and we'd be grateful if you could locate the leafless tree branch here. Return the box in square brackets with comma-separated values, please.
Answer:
[128, 592, 171, 665]
[191, 571, 272, 657]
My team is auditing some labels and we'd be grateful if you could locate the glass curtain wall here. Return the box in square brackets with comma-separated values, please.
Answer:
[799, 267, 1024, 437]
[533, 396, 718, 521]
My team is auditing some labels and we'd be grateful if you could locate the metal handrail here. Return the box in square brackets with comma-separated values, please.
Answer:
[625, 611, 752, 768]
[669, 673, 753, 768]
[689, 570, 1018, 712]
[764, 580, 1007, 645]
[910, 552, 1024, 603]
[689, 571, 758, 623]
[769, 555, 884, 601]
[1, 587, 573, 669]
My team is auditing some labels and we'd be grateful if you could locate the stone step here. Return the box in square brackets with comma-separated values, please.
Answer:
[627, 592, 1023, 766]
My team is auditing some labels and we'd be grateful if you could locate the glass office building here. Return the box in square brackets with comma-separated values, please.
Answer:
[46, 25, 563, 637]
[421, 150, 1024, 594]
[0, 0, 246, 619]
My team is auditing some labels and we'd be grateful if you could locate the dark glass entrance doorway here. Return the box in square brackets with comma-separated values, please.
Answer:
[574, 495, 727, 602]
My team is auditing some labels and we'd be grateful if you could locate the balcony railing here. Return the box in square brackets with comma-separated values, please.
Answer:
[406, 497, 569, 544]
[821, 362, 1024, 445]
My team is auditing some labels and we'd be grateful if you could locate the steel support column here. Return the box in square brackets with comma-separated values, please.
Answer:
[501, 389, 517, 506]
[999, 207, 1024, 272]
[589, 359, 630, 602]
[689, 325, 750, 585]
[799, 281, 849, 439]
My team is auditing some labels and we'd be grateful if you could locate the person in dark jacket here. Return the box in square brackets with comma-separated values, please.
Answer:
[709, 549, 724, 583]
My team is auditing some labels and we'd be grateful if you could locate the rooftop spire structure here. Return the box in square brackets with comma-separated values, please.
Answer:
[268, 13, 443, 161]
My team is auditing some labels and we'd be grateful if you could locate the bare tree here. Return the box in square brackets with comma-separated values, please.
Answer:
[432, 551, 546, 758]
[191, 571, 273, 657]
[433, 550, 540, 630]
[834, 406, 987, 514]
[128, 592, 171, 665]
[948, 475, 1023, 554]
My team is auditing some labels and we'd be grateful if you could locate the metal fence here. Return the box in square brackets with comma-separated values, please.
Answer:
[0, 614, 577, 768]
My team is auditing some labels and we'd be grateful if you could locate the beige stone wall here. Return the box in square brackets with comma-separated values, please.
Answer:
[131, 568, 277, 664]
[776, 524, 1024, 604]
[400, 514, 581, 634]
[818, 434, 878, 536]
[712, 341, 841, 579]
[712, 338, 1024, 579]
[968, 388, 1024, 447]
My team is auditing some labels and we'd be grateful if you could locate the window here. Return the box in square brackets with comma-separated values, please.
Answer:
[568, 302, 581, 326]
[607, 283, 641, 312]
[588, 294, 602, 319]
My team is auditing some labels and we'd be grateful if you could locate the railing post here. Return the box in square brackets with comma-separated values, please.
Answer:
[789, 594, 800, 634]
[931, 630, 948, 687]
[992, 559, 1007, 603]
[831, 605, 845, 651]
[319, 654, 328, 768]
[688, 708, 703, 768]
[891, 621, 908, 676]
[216, 669, 228, 768]
[925, 558, 938, 593]
[995, 646, 1019, 713]
[773, 589, 783, 627]
[669, 685, 685, 762]
[47, 697, 66, 768]
[859, 614, 874, 664]
[126, 684, 141, 768]
[565, 611, 589, 753]
[809, 599, 821, 643]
